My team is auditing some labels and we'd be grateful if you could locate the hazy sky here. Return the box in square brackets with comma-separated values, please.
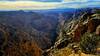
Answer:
[0, 0, 99, 2]
[0, 0, 61, 2]
[0, 0, 99, 10]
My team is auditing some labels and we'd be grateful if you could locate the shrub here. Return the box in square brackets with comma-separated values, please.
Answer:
[80, 32, 100, 54]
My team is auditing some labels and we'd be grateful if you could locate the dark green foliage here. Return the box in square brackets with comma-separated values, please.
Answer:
[57, 35, 73, 49]
[93, 9, 100, 14]
[80, 32, 100, 54]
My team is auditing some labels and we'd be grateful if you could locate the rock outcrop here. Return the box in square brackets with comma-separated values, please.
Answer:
[44, 8, 100, 56]
[96, 25, 100, 35]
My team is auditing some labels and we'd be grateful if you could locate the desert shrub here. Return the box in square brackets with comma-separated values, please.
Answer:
[80, 32, 100, 54]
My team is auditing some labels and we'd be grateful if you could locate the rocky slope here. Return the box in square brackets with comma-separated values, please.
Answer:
[44, 8, 100, 56]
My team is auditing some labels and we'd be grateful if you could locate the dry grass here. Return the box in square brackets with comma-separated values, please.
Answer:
[52, 47, 72, 56]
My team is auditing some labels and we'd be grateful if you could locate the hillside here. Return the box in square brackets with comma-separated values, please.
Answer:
[44, 8, 100, 56]
[0, 10, 59, 49]
[0, 23, 42, 56]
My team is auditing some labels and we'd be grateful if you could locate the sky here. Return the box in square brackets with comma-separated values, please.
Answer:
[0, 0, 100, 10]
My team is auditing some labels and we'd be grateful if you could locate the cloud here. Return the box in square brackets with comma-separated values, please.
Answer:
[0, 1, 60, 10]
[32, 0, 61, 2]
[60, 1, 100, 8]
[62, 0, 88, 2]
[62, 0, 100, 2]
[0, 0, 62, 2]
[0, 1, 99, 10]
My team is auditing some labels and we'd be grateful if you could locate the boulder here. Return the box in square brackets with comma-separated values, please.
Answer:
[96, 25, 100, 35]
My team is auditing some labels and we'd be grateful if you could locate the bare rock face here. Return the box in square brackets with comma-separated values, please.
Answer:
[87, 19, 100, 33]
[96, 25, 100, 36]
[87, 19, 95, 33]
[72, 13, 100, 42]
[73, 23, 83, 42]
